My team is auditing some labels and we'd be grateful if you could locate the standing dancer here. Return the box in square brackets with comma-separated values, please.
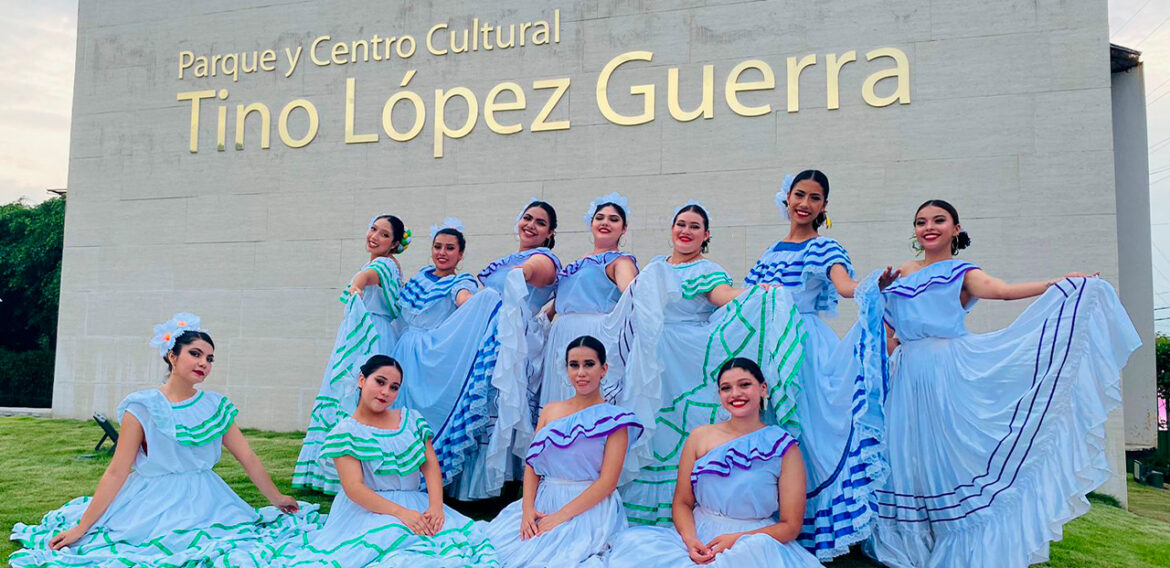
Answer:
[620, 201, 806, 527]
[295, 214, 410, 492]
[10, 314, 318, 568]
[483, 335, 643, 567]
[279, 355, 497, 567]
[456, 199, 562, 499]
[606, 358, 820, 567]
[744, 169, 897, 559]
[869, 200, 1140, 567]
[393, 218, 503, 487]
[538, 193, 638, 411]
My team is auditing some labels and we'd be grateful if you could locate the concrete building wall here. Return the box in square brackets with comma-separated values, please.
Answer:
[1112, 62, 1158, 451]
[56, 0, 1133, 499]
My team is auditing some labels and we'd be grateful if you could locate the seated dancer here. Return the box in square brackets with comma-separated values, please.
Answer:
[482, 335, 643, 567]
[10, 314, 318, 568]
[606, 358, 820, 567]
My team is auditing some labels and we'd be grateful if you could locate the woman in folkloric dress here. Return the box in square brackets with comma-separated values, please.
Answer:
[391, 218, 503, 487]
[537, 193, 638, 412]
[295, 215, 412, 492]
[483, 335, 643, 567]
[606, 358, 820, 567]
[868, 199, 1140, 568]
[278, 355, 497, 567]
[454, 199, 563, 500]
[619, 201, 807, 528]
[10, 314, 320, 568]
[743, 169, 897, 559]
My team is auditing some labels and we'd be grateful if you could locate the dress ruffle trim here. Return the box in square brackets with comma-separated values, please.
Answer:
[558, 251, 638, 279]
[690, 426, 796, 485]
[525, 404, 644, 464]
[117, 390, 238, 447]
[477, 248, 562, 284]
[319, 413, 432, 477]
[744, 237, 852, 318]
[358, 257, 404, 318]
[883, 259, 977, 299]
[650, 257, 733, 299]
[402, 268, 477, 310]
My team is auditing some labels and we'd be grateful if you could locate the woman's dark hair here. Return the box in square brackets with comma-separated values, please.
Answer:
[165, 330, 215, 372]
[914, 199, 972, 254]
[565, 335, 607, 365]
[717, 357, 766, 385]
[672, 204, 711, 253]
[785, 169, 831, 230]
[372, 214, 406, 249]
[433, 227, 467, 252]
[593, 202, 628, 226]
[360, 354, 403, 379]
[524, 201, 558, 249]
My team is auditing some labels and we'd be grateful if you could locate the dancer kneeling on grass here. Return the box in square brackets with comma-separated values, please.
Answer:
[482, 335, 643, 567]
[606, 358, 820, 568]
[280, 354, 497, 568]
[10, 314, 318, 568]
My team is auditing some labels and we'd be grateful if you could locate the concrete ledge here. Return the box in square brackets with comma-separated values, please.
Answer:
[0, 407, 53, 418]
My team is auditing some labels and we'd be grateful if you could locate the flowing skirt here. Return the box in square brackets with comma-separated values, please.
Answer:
[869, 278, 1140, 568]
[10, 470, 322, 568]
[796, 271, 889, 559]
[606, 507, 821, 568]
[296, 295, 400, 492]
[482, 478, 627, 567]
[395, 289, 502, 486]
[277, 489, 497, 568]
[621, 282, 805, 526]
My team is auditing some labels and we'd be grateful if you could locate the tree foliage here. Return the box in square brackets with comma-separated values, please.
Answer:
[0, 197, 64, 406]
[1157, 333, 1169, 413]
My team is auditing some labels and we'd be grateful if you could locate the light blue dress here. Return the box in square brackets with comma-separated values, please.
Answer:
[606, 426, 821, 567]
[744, 237, 888, 560]
[620, 258, 805, 527]
[392, 266, 500, 486]
[278, 412, 498, 567]
[482, 403, 643, 567]
[869, 260, 1141, 568]
[296, 257, 404, 492]
[539, 251, 637, 410]
[10, 390, 322, 568]
[455, 247, 562, 500]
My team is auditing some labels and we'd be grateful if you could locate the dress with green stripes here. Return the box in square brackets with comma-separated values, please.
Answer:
[10, 389, 323, 568]
[295, 256, 404, 492]
[619, 257, 806, 527]
[277, 411, 497, 567]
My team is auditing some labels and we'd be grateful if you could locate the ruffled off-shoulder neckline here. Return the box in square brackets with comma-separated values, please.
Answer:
[117, 389, 238, 447]
[526, 403, 643, 465]
[690, 425, 797, 486]
[883, 259, 978, 299]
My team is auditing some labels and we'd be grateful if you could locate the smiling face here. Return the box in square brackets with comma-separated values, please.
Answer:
[518, 206, 553, 249]
[671, 210, 709, 256]
[168, 338, 214, 385]
[431, 233, 464, 272]
[566, 345, 607, 397]
[914, 205, 961, 256]
[358, 364, 403, 413]
[367, 218, 398, 256]
[718, 367, 767, 418]
[787, 179, 826, 228]
[591, 205, 627, 249]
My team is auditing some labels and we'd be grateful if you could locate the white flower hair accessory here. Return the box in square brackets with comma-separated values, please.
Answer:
[775, 174, 795, 221]
[672, 199, 712, 226]
[515, 197, 543, 224]
[150, 312, 205, 356]
[583, 192, 630, 230]
[429, 217, 466, 241]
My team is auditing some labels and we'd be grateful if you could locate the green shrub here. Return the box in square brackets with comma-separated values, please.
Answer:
[0, 348, 55, 407]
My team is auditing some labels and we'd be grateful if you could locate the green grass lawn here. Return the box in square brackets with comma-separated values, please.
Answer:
[3, 417, 1169, 566]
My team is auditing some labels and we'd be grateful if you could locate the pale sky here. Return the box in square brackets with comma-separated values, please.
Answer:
[1, 0, 1167, 328]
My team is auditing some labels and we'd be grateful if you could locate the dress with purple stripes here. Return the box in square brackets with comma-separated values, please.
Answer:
[869, 259, 1140, 568]
[744, 237, 889, 560]
[481, 403, 643, 567]
[605, 426, 820, 567]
